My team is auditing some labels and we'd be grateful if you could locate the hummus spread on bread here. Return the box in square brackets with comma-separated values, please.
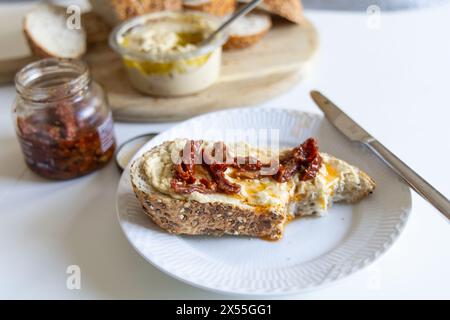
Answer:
[142, 139, 363, 215]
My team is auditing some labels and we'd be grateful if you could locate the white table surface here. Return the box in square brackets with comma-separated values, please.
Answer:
[1, 3, 449, 300]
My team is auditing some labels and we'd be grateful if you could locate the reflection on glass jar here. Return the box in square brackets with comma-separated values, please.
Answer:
[12, 58, 116, 180]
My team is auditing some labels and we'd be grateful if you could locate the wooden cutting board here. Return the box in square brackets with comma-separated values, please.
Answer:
[0, 4, 318, 122]
[87, 19, 319, 122]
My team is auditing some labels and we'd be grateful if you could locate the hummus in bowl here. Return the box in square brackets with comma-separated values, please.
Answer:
[110, 11, 227, 97]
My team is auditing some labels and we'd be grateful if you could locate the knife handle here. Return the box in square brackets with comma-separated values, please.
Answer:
[365, 140, 450, 221]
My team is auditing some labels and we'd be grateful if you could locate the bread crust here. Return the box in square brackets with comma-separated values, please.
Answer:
[224, 30, 269, 50]
[265, 0, 303, 24]
[23, 26, 86, 59]
[345, 170, 376, 203]
[23, 29, 55, 59]
[183, 0, 236, 17]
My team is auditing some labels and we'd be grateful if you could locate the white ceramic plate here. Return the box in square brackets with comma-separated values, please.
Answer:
[116, 108, 411, 296]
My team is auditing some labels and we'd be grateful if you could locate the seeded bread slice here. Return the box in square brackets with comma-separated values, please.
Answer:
[24, 4, 87, 59]
[130, 141, 376, 240]
[183, 0, 236, 17]
[224, 12, 271, 50]
[239, 0, 304, 24]
[89, 0, 182, 26]
[130, 148, 285, 240]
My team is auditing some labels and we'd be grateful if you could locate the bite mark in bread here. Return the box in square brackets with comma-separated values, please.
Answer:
[223, 12, 272, 50]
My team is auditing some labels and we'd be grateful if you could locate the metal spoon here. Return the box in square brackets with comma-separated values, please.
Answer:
[115, 133, 158, 171]
[201, 0, 263, 46]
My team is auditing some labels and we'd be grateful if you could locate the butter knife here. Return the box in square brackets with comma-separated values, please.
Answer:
[310, 90, 450, 221]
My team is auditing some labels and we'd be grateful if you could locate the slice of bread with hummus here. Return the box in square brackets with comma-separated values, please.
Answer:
[130, 139, 376, 240]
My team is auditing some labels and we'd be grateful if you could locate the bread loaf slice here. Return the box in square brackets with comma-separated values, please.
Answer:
[239, 0, 304, 24]
[130, 140, 376, 240]
[223, 12, 271, 50]
[89, 0, 182, 26]
[24, 4, 86, 59]
[183, 0, 236, 17]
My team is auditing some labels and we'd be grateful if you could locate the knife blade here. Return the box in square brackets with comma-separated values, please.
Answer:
[310, 90, 450, 221]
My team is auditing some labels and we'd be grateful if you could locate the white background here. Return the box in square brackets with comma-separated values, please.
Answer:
[0, 2, 449, 299]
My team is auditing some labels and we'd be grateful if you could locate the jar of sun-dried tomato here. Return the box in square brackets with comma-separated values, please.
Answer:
[12, 58, 116, 180]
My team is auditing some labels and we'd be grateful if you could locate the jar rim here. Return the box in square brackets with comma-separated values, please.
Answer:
[15, 58, 90, 103]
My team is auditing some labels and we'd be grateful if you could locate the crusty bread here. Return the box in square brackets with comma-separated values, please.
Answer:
[130, 140, 376, 240]
[89, 0, 182, 26]
[342, 170, 376, 203]
[239, 0, 304, 24]
[183, 0, 236, 17]
[224, 12, 271, 50]
[82, 11, 111, 45]
[24, 4, 86, 59]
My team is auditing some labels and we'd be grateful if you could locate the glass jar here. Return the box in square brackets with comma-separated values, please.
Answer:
[12, 58, 116, 180]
